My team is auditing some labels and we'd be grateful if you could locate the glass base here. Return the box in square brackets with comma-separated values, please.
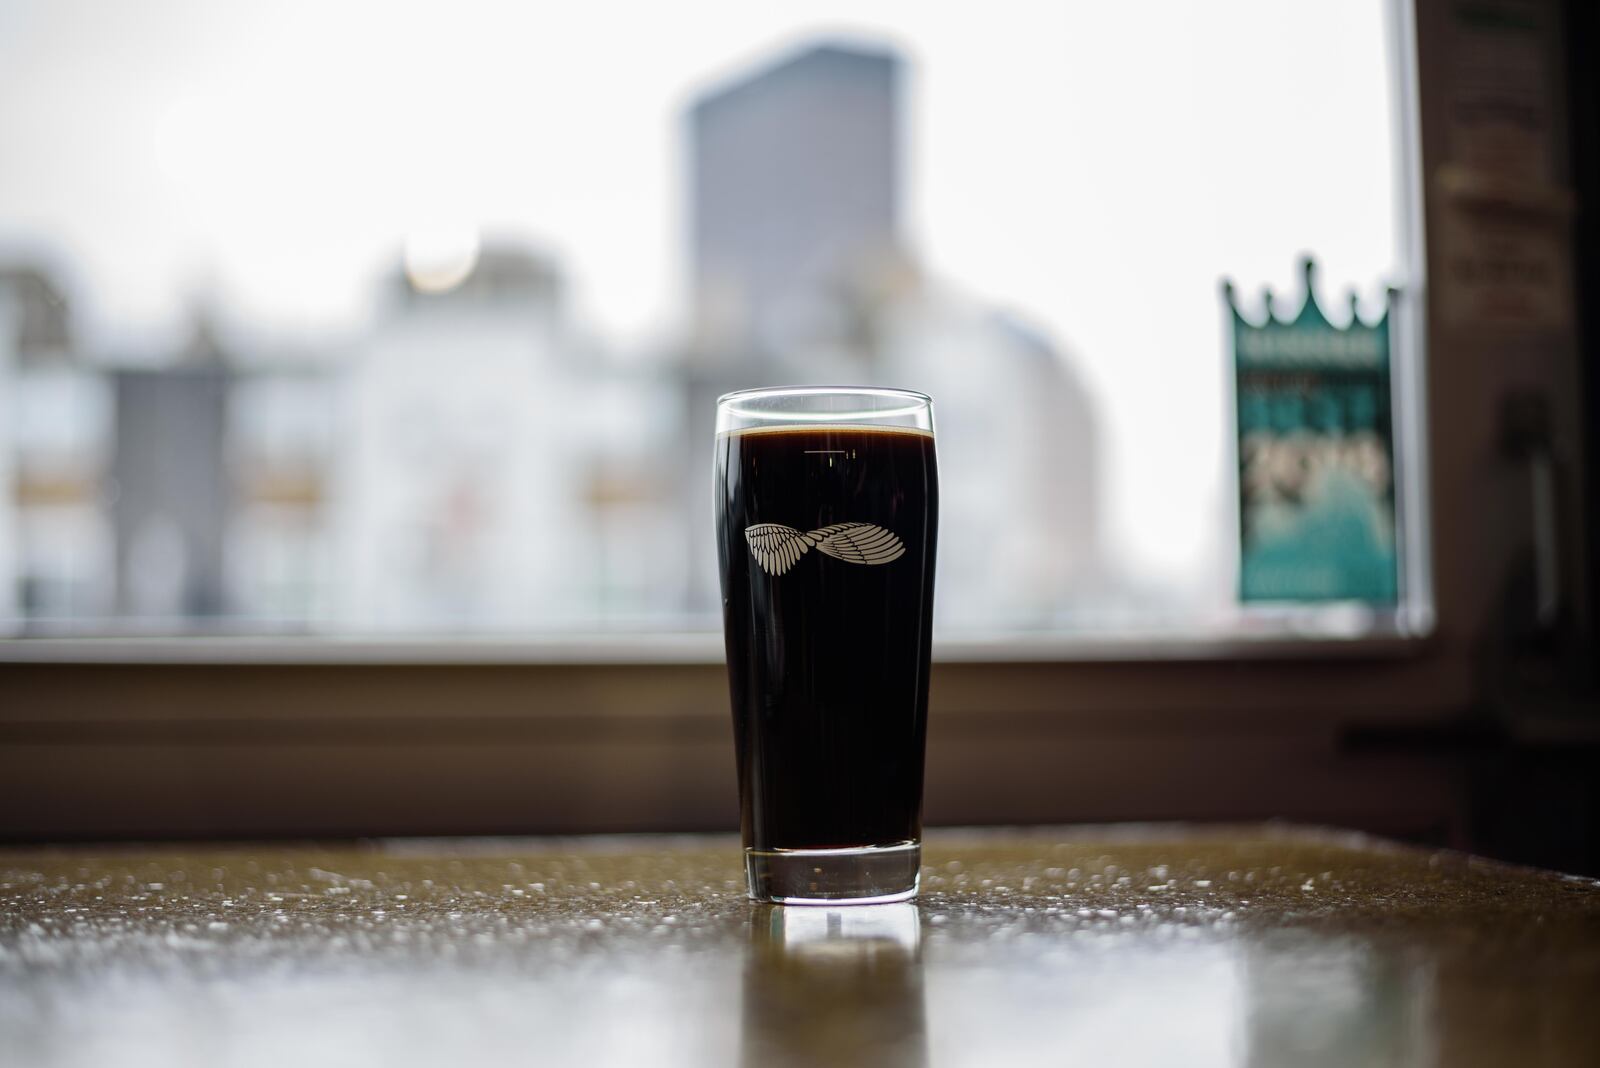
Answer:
[745, 841, 921, 905]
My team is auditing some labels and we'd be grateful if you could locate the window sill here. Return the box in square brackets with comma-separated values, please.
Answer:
[0, 625, 1468, 840]
[0, 628, 1434, 665]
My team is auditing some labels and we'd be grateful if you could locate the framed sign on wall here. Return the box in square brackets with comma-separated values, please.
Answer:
[1226, 258, 1400, 605]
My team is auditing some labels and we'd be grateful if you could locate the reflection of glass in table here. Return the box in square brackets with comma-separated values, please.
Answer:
[742, 903, 925, 1068]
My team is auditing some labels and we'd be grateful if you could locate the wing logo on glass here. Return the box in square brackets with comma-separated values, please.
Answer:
[744, 523, 906, 576]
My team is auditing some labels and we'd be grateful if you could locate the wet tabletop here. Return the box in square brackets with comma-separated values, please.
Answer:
[3, 827, 1599, 1067]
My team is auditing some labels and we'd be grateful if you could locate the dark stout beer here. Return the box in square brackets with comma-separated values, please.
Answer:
[715, 424, 938, 853]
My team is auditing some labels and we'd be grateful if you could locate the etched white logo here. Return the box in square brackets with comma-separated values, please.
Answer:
[744, 523, 906, 576]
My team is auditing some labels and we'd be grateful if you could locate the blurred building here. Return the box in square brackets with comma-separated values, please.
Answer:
[226, 363, 335, 626]
[876, 298, 1101, 626]
[691, 44, 901, 358]
[3, 37, 1106, 635]
[110, 362, 231, 619]
[1, 267, 339, 631]
[0, 266, 72, 353]
[0, 267, 113, 627]
[2, 242, 688, 634]
[333, 241, 683, 630]
[681, 42, 1101, 625]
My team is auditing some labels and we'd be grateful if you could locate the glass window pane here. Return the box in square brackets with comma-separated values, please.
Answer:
[0, 1, 1411, 639]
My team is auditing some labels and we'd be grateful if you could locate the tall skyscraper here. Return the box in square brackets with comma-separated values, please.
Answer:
[679, 39, 1103, 624]
[690, 44, 901, 356]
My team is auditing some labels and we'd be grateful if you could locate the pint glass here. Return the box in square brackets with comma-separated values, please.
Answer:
[714, 387, 938, 904]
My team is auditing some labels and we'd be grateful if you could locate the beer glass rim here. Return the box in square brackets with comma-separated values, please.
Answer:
[715, 385, 934, 434]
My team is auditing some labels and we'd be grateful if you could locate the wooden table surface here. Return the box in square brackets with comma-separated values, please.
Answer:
[4, 826, 1598, 1067]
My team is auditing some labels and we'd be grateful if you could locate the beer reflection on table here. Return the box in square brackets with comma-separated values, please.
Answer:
[741, 902, 927, 1068]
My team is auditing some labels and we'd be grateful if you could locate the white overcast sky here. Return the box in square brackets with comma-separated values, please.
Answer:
[0, 0, 1402, 587]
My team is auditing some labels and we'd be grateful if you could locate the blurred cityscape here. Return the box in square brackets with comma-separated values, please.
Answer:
[0, 42, 1103, 635]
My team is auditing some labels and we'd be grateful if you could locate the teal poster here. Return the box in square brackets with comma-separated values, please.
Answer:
[1225, 258, 1398, 604]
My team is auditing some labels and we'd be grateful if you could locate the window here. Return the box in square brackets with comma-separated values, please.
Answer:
[0, 0, 1421, 643]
